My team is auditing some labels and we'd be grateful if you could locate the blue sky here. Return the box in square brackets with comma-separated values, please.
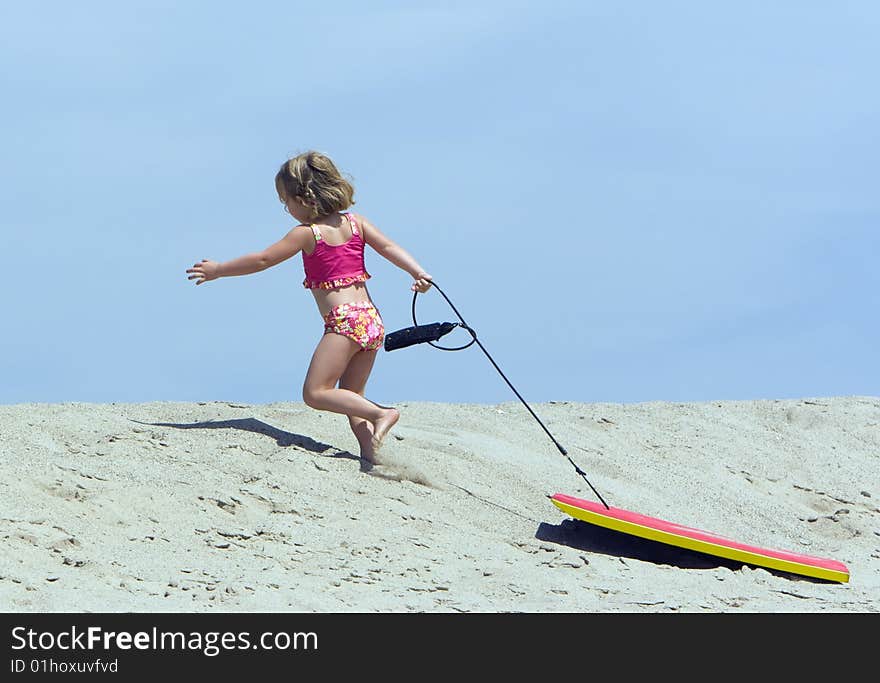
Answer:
[1, 1, 877, 406]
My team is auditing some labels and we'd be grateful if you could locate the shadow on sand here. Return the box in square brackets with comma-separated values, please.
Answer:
[131, 416, 365, 466]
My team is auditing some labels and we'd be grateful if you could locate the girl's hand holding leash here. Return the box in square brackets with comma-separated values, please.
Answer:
[412, 272, 433, 293]
[186, 259, 221, 285]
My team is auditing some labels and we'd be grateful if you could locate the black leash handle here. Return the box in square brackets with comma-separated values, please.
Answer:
[410, 286, 475, 351]
[412, 280, 610, 509]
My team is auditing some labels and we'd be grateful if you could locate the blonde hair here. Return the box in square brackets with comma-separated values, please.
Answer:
[274, 150, 355, 220]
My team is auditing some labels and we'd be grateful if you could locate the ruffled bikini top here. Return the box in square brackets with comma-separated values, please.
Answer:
[301, 212, 371, 290]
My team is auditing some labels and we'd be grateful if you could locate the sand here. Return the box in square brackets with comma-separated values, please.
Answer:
[1, 397, 877, 612]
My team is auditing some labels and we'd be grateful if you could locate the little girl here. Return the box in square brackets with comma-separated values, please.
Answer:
[186, 151, 432, 463]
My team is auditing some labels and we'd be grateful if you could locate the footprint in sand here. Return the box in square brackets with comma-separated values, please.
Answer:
[362, 457, 435, 488]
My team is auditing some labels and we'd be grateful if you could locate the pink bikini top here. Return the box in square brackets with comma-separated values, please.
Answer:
[301, 212, 371, 290]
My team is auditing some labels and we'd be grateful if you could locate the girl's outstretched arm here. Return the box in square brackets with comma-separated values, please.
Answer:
[187, 226, 312, 285]
[359, 215, 432, 292]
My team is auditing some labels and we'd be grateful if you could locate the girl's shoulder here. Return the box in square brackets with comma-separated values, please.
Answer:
[343, 211, 366, 237]
[288, 223, 318, 244]
[346, 211, 376, 234]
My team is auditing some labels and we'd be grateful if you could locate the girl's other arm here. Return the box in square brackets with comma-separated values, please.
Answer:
[360, 215, 432, 292]
[187, 226, 311, 285]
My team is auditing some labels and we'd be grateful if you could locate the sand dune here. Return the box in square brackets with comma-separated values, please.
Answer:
[1, 397, 877, 612]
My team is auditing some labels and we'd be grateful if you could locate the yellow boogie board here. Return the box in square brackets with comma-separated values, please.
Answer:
[550, 493, 849, 583]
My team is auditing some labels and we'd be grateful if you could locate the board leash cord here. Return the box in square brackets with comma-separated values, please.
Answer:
[384, 279, 610, 510]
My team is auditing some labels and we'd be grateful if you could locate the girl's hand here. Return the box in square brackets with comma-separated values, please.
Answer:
[186, 259, 221, 285]
[411, 272, 433, 293]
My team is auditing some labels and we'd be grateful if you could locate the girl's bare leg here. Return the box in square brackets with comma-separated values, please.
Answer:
[302, 333, 399, 456]
[338, 347, 379, 461]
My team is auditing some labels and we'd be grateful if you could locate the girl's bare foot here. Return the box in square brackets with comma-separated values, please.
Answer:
[355, 427, 376, 464]
[348, 416, 377, 464]
[370, 408, 400, 455]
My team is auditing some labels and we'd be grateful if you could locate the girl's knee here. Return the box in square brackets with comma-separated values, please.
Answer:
[302, 385, 322, 408]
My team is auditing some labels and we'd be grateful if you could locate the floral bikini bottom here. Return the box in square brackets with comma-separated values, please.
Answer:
[323, 301, 385, 351]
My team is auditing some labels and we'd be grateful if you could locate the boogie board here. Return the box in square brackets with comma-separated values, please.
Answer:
[550, 493, 849, 583]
